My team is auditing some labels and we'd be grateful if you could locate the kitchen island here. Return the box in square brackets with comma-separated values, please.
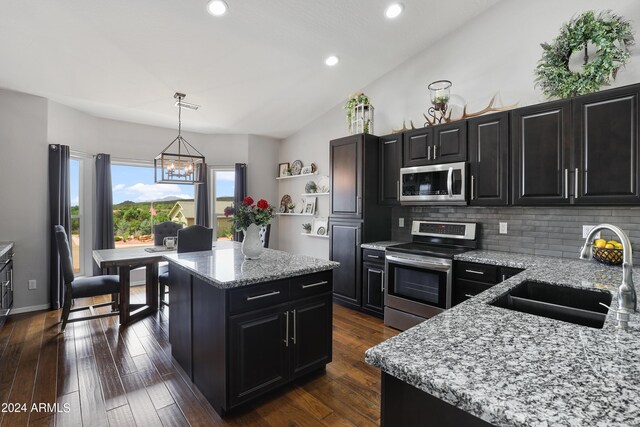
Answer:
[366, 250, 640, 426]
[164, 241, 339, 416]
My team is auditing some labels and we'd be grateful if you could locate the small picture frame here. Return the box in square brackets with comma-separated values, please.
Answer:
[312, 218, 328, 236]
[278, 162, 290, 177]
[301, 165, 313, 175]
[304, 197, 316, 214]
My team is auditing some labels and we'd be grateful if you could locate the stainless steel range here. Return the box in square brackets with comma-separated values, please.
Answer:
[384, 220, 477, 331]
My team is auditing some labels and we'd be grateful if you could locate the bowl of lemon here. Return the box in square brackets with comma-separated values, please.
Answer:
[592, 239, 624, 266]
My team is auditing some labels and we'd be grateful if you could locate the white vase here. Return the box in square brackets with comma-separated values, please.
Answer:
[241, 223, 263, 260]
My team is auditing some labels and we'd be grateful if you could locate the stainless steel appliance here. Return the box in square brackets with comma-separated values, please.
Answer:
[384, 220, 477, 331]
[399, 161, 467, 204]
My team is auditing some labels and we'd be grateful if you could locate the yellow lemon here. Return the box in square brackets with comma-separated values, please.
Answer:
[614, 242, 623, 249]
[594, 239, 607, 248]
[607, 240, 619, 246]
[605, 243, 615, 249]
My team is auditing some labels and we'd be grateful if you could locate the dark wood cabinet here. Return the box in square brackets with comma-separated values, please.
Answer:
[379, 133, 402, 205]
[169, 264, 193, 377]
[0, 247, 13, 329]
[362, 261, 384, 314]
[290, 295, 333, 378]
[468, 112, 509, 205]
[573, 84, 640, 204]
[433, 121, 467, 163]
[453, 261, 524, 306]
[330, 135, 362, 217]
[403, 127, 433, 167]
[511, 100, 572, 205]
[329, 221, 361, 306]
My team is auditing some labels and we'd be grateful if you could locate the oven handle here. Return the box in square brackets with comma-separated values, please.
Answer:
[447, 167, 453, 197]
[385, 254, 452, 272]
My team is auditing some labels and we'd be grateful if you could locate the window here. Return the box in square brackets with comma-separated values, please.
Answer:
[111, 163, 194, 248]
[210, 169, 235, 241]
[70, 158, 82, 274]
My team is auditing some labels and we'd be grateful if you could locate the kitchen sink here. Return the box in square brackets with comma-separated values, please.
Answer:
[489, 280, 613, 329]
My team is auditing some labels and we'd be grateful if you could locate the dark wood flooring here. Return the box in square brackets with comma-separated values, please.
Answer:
[0, 289, 398, 426]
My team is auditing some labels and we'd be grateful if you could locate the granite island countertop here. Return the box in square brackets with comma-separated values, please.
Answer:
[164, 240, 339, 289]
[360, 241, 406, 251]
[366, 249, 640, 427]
[0, 242, 14, 258]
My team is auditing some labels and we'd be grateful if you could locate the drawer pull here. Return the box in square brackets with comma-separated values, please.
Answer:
[301, 281, 328, 289]
[465, 269, 485, 275]
[292, 309, 297, 344]
[246, 290, 281, 301]
[284, 311, 289, 347]
[502, 274, 506, 282]
[464, 294, 475, 298]
[366, 254, 381, 259]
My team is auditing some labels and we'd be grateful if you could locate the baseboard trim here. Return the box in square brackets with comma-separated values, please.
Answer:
[11, 303, 51, 315]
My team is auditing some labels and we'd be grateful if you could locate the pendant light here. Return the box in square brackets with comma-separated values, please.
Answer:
[154, 93, 205, 184]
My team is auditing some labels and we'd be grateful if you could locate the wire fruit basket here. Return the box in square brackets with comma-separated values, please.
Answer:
[592, 246, 623, 266]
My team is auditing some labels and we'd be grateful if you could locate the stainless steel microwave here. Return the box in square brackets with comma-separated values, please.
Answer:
[399, 162, 467, 204]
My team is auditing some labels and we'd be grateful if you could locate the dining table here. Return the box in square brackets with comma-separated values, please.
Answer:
[92, 246, 174, 327]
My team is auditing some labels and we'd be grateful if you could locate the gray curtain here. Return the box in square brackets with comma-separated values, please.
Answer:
[94, 154, 115, 275]
[233, 163, 247, 242]
[195, 163, 210, 227]
[48, 144, 71, 309]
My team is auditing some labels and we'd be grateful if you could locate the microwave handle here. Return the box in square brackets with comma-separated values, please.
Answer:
[447, 167, 453, 197]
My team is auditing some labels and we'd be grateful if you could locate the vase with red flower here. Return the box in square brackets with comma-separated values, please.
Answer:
[226, 196, 275, 259]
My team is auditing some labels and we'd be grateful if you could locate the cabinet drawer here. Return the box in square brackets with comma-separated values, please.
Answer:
[453, 278, 493, 305]
[362, 249, 385, 264]
[290, 271, 332, 300]
[229, 279, 290, 315]
[454, 262, 498, 284]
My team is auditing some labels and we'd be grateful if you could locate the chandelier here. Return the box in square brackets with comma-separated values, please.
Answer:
[154, 93, 205, 184]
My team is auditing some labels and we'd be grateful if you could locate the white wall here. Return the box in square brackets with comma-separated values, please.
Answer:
[278, 0, 640, 257]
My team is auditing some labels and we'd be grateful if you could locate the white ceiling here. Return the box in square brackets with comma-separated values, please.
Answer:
[0, 0, 498, 138]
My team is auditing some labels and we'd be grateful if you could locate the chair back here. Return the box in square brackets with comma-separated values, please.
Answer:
[54, 225, 76, 284]
[259, 224, 271, 248]
[153, 221, 184, 246]
[177, 225, 213, 253]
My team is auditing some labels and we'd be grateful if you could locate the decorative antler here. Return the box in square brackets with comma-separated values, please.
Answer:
[392, 120, 417, 134]
[459, 95, 518, 120]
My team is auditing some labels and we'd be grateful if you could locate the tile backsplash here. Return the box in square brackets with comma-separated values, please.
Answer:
[391, 206, 640, 264]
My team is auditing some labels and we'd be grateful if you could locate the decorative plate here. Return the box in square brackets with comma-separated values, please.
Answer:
[305, 181, 317, 194]
[316, 226, 326, 236]
[316, 176, 330, 193]
[297, 198, 306, 214]
[291, 160, 303, 175]
[310, 163, 317, 173]
[280, 194, 292, 212]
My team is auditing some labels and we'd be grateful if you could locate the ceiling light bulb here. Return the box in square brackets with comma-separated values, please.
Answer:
[325, 56, 339, 66]
[385, 3, 403, 19]
[207, 0, 228, 16]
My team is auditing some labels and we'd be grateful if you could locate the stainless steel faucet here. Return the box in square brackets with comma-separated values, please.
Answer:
[579, 224, 636, 329]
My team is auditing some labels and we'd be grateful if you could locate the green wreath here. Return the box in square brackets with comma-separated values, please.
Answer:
[535, 10, 634, 99]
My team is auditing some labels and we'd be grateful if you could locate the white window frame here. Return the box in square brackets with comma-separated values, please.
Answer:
[208, 166, 235, 241]
[70, 152, 93, 277]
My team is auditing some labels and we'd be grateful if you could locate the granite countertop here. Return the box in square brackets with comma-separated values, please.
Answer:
[361, 241, 406, 251]
[0, 242, 14, 258]
[366, 249, 640, 427]
[164, 240, 339, 289]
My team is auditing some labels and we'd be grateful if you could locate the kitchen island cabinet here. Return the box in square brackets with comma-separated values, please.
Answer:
[165, 241, 338, 415]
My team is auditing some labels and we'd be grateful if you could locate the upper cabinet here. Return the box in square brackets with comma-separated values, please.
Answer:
[468, 112, 509, 205]
[572, 84, 640, 204]
[511, 100, 572, 205]
[402, 122, 467, 167]
[379, 133, 402, 205]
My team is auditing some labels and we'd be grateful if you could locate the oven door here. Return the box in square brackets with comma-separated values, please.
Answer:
[385, 253, 452, 319]
[400, 162, 466, 204]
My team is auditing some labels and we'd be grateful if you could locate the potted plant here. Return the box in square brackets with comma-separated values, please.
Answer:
[225, 196, 275, 259]
[302, 223, 312, 234]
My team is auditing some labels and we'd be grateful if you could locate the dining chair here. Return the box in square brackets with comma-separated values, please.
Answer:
[155, 221, 183, 307]
[159, 225, 213, 307]
[260, 224, 271, 248]
[54, 225, 120, 332]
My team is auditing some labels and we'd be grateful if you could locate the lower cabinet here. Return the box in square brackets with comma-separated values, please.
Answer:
[362, 248, 385, 316]
[453, 261, 524, 306]
[330, 220, 362, 307]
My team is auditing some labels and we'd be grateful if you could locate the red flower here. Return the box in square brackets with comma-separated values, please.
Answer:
[257, 199, 269, 210]
[242, 196, 254, 206]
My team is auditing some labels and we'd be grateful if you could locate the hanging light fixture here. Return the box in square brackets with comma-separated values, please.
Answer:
[154, 93, 205, 184]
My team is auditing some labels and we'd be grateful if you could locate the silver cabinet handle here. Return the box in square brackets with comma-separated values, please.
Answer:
[397, 180, 400, 201]
[564, 169, 569, 199]
[447, 167, 453, 197]
[465, 269, 484, 275]
[574, 168, 579, 199]
[301, 280, 328, 289]
[246, 290, 280, 301]
[3, 259, 10, 266]
[357, 196, 362, 214]
[433, 145, 437, 159]
[8, 269, 11, 291]
[502, 274, 506, 282]
[381, 271, 385, 293]
[0, 282, 8, 288]
[366, 254, 381, 259]
[284, 311, 289, 347]
[291, 309, 297, 344]
[464, 294, 475, 298]
[470, 176, 475, 200]
[427, 145, 431, 160]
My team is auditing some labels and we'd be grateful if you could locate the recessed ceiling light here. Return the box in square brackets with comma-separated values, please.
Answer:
[385, 3, 403, 19]
[325, 55, 339, 66]
[207, 0, 228, 16]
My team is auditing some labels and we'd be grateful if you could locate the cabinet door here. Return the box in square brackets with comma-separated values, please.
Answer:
[362, 262, 384, 313]
[511, 100, 571, 205]
[403, 128, 433, 167]
[229, 304, 289, 406]
[433, 121, 467, 163]
[290, 295, 332, 378]
[168, 264, 193, 377]
[330, 135, 362, 218]
[452, 278, 493, 306]
[468, 112, 509, 205]
[379, 133, 402, 204]
[573, 84, 640, 204]
[498, 266, 524, 282]
[329, 221, 361, 306]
